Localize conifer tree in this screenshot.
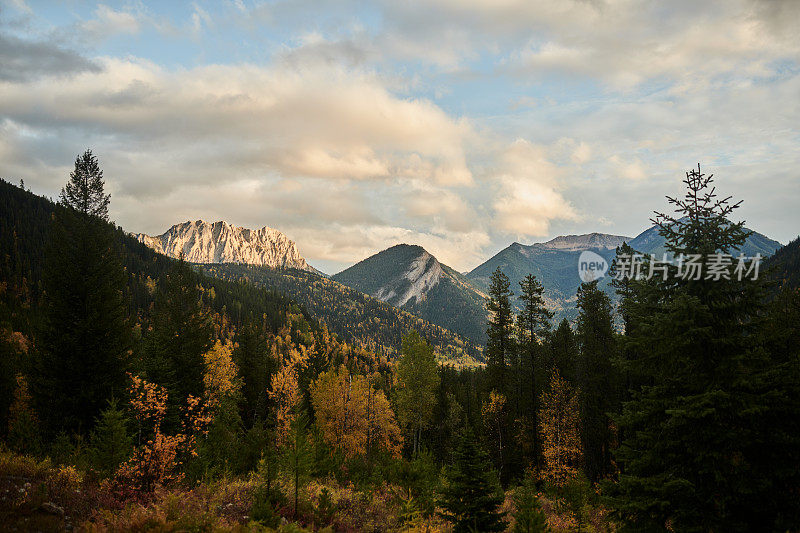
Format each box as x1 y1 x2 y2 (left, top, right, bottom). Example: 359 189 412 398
575 280 617 482
32 150 130 436
548 318 578 382
143 257 212 421
88 398 132 478
486 267 514 393
512 478 550 533
516 274 553 467
283 408 313 517
608 164 796 530
439 428 507 533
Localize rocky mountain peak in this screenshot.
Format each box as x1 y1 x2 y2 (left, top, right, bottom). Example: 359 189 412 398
133 220 318 272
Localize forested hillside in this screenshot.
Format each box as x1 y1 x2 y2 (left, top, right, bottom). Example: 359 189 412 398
199 263 483 366
1 160 798 532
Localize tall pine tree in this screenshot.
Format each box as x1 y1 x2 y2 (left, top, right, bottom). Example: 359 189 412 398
608 164 798 530
486 267 514 393
516 274 553 467
575 280 617 482
439 428 507 533
32 150 130 436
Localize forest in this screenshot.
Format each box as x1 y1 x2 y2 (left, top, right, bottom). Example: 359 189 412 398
0 153 798 532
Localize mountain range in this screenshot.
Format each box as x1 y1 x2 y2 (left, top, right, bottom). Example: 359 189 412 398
135 220 320 274
134 217 784 344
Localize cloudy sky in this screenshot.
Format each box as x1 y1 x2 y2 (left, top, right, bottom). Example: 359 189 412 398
1 0 798 273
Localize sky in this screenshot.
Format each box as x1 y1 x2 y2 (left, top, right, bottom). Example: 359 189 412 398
1 0 798 274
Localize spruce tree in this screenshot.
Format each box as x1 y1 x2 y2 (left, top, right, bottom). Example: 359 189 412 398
512 478 550 533
548 318 578 382
88 398 132 478
575 280 617 482
439 428 507 533
517 274 553 466
143 257 212 421
486 267 514 393
32 150 130 436
608 165 795 530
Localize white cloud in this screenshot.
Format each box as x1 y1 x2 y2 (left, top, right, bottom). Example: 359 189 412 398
82 5 141 41
491 139 578 238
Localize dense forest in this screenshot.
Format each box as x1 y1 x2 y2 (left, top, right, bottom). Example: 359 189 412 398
200 263 483 367
1 155 798 532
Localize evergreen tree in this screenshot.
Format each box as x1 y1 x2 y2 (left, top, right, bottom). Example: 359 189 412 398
88 398 132 478
575 280 616 482
32 150 130 436
608 165 797 530
59 150 110 219
396 330 440 457
234 320 272 426
516 274 553 467
439 428 507 533
512 478 550 533
283 408 313 517
547 318 578 382
486 267 514 393
143 257 212 420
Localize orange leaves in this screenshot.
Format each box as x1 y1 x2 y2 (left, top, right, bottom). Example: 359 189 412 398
128 373 168 429
115 374 213 495
538 369 582 487
268 347 304 445
310 365 402 459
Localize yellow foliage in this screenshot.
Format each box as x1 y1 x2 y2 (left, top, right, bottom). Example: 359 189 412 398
310 365 402 458
538 369 582 486
203 340 241 407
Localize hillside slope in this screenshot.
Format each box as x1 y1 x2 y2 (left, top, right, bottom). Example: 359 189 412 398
332 244 488 344
201 263 483 366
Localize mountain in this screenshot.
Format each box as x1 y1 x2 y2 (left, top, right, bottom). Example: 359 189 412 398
628 221 782 258
467 233 630 319
134 220 321 273
331 244 488 344
467 226 783 324
764 235 800 292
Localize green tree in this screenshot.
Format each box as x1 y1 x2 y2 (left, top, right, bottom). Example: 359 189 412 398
486 267 514 393
513 478 550 533
547 318 578 382
283 408 313 517
396 330 440 457
234 320 272 426
32 150 130 436
88 398 132 478
143 258 212 419
516 274 553 466
439 428 507 533
608 164 797 530
575 280 617 482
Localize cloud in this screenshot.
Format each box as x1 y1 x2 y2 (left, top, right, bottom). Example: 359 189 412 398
491 140 578 238
0 34 100 82
81 5 142 41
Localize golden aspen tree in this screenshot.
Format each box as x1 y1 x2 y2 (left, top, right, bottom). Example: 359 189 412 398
538 369 582 487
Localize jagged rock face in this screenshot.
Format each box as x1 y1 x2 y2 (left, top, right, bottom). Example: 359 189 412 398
373 249 444 307
134 220 317 272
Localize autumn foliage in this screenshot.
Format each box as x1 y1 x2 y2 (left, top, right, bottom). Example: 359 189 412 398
538 369 582 487
114 374 211 496
310 364 402 458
